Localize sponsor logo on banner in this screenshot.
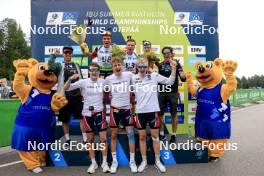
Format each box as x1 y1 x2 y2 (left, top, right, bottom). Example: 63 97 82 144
188 46 206 55
44 46 63 55
188 115 195 124
140 45 160 54
71 46 83 55
189 12 204 25
174 12 190 24
188 57 206 66
174 12 204 25
188 103 197 113
46 12 78 25
170 45 184 55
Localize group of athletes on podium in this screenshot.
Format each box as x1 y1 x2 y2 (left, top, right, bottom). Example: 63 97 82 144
55 30 186 173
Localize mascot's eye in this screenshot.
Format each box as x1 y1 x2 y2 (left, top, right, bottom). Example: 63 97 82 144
206 63 212 69
38 65 45 71
197 64 203 70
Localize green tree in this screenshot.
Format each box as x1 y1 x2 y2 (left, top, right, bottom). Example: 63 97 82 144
0 18 30 80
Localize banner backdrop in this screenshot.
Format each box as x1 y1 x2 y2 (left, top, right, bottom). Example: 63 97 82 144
31 0 219 134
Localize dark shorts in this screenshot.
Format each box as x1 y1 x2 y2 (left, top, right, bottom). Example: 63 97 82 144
135 112 160 130
158 92 179 117
109 107 134 128
58 96 83 123
82 112 107 133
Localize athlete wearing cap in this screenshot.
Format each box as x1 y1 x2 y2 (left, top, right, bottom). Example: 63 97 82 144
55 46 87 144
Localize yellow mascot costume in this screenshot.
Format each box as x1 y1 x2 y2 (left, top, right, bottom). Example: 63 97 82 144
186 58 237 162
11 58 68 173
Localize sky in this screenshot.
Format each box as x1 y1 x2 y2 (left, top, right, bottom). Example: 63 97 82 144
0 0 263 78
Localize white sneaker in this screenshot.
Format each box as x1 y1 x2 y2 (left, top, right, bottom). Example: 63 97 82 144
129 161 137 173
32 167 43 173
155 160 166 173
101 162 110 173
137 160 147 173
86 162 98 174
110 161 118 174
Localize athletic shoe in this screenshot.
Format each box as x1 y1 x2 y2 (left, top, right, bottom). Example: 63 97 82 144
110 161 118 174
169 135 176 143
32 167 43 173
209 157 219 162
155 160 166 173
137 160 147 173
86 162 98 174
129 161 137 173
159 134 166 141
101 162 110 173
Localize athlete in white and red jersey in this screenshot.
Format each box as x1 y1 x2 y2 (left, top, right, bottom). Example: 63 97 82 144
131 57 176 173
64 62 109 173
105 56 137 174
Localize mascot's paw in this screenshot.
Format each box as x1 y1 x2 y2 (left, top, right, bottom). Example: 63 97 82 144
80 42 89 54
185 71 193 82
222 60 237 76
13 58 39 75
51 93 68 112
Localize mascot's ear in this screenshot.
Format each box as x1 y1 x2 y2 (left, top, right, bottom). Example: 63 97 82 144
28 58 39 67
194 61 202 69
214 58 223 67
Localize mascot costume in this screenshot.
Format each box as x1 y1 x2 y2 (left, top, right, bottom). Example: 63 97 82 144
11 58 68 173
186 58 237 162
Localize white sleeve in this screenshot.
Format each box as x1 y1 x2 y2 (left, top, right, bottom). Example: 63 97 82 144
66 80 83 91
156 72 175 85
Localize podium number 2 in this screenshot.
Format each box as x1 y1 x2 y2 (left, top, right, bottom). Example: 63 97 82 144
54 153 61 161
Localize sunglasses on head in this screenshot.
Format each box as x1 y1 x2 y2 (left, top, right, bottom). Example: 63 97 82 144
64 50 72 54
89 67 100 72
163 51 171 55
138 64 148 69
143 41 151 46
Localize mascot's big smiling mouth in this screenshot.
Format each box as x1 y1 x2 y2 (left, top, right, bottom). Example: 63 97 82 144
196 75 210 80
37 78 53 84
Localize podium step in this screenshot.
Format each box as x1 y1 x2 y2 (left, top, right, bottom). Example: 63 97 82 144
46 133 208 167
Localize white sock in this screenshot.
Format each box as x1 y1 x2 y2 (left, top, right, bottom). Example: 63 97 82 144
91 158 96 164
160 131 164 136
103 155 107 163
82 133 87 142
65 133 70 140
155 154 160 162
112 152 117 162
142 155 147 162
172 133 176 137
130 152 135 163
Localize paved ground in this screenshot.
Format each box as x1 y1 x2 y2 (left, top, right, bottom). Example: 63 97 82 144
0 103 263 176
